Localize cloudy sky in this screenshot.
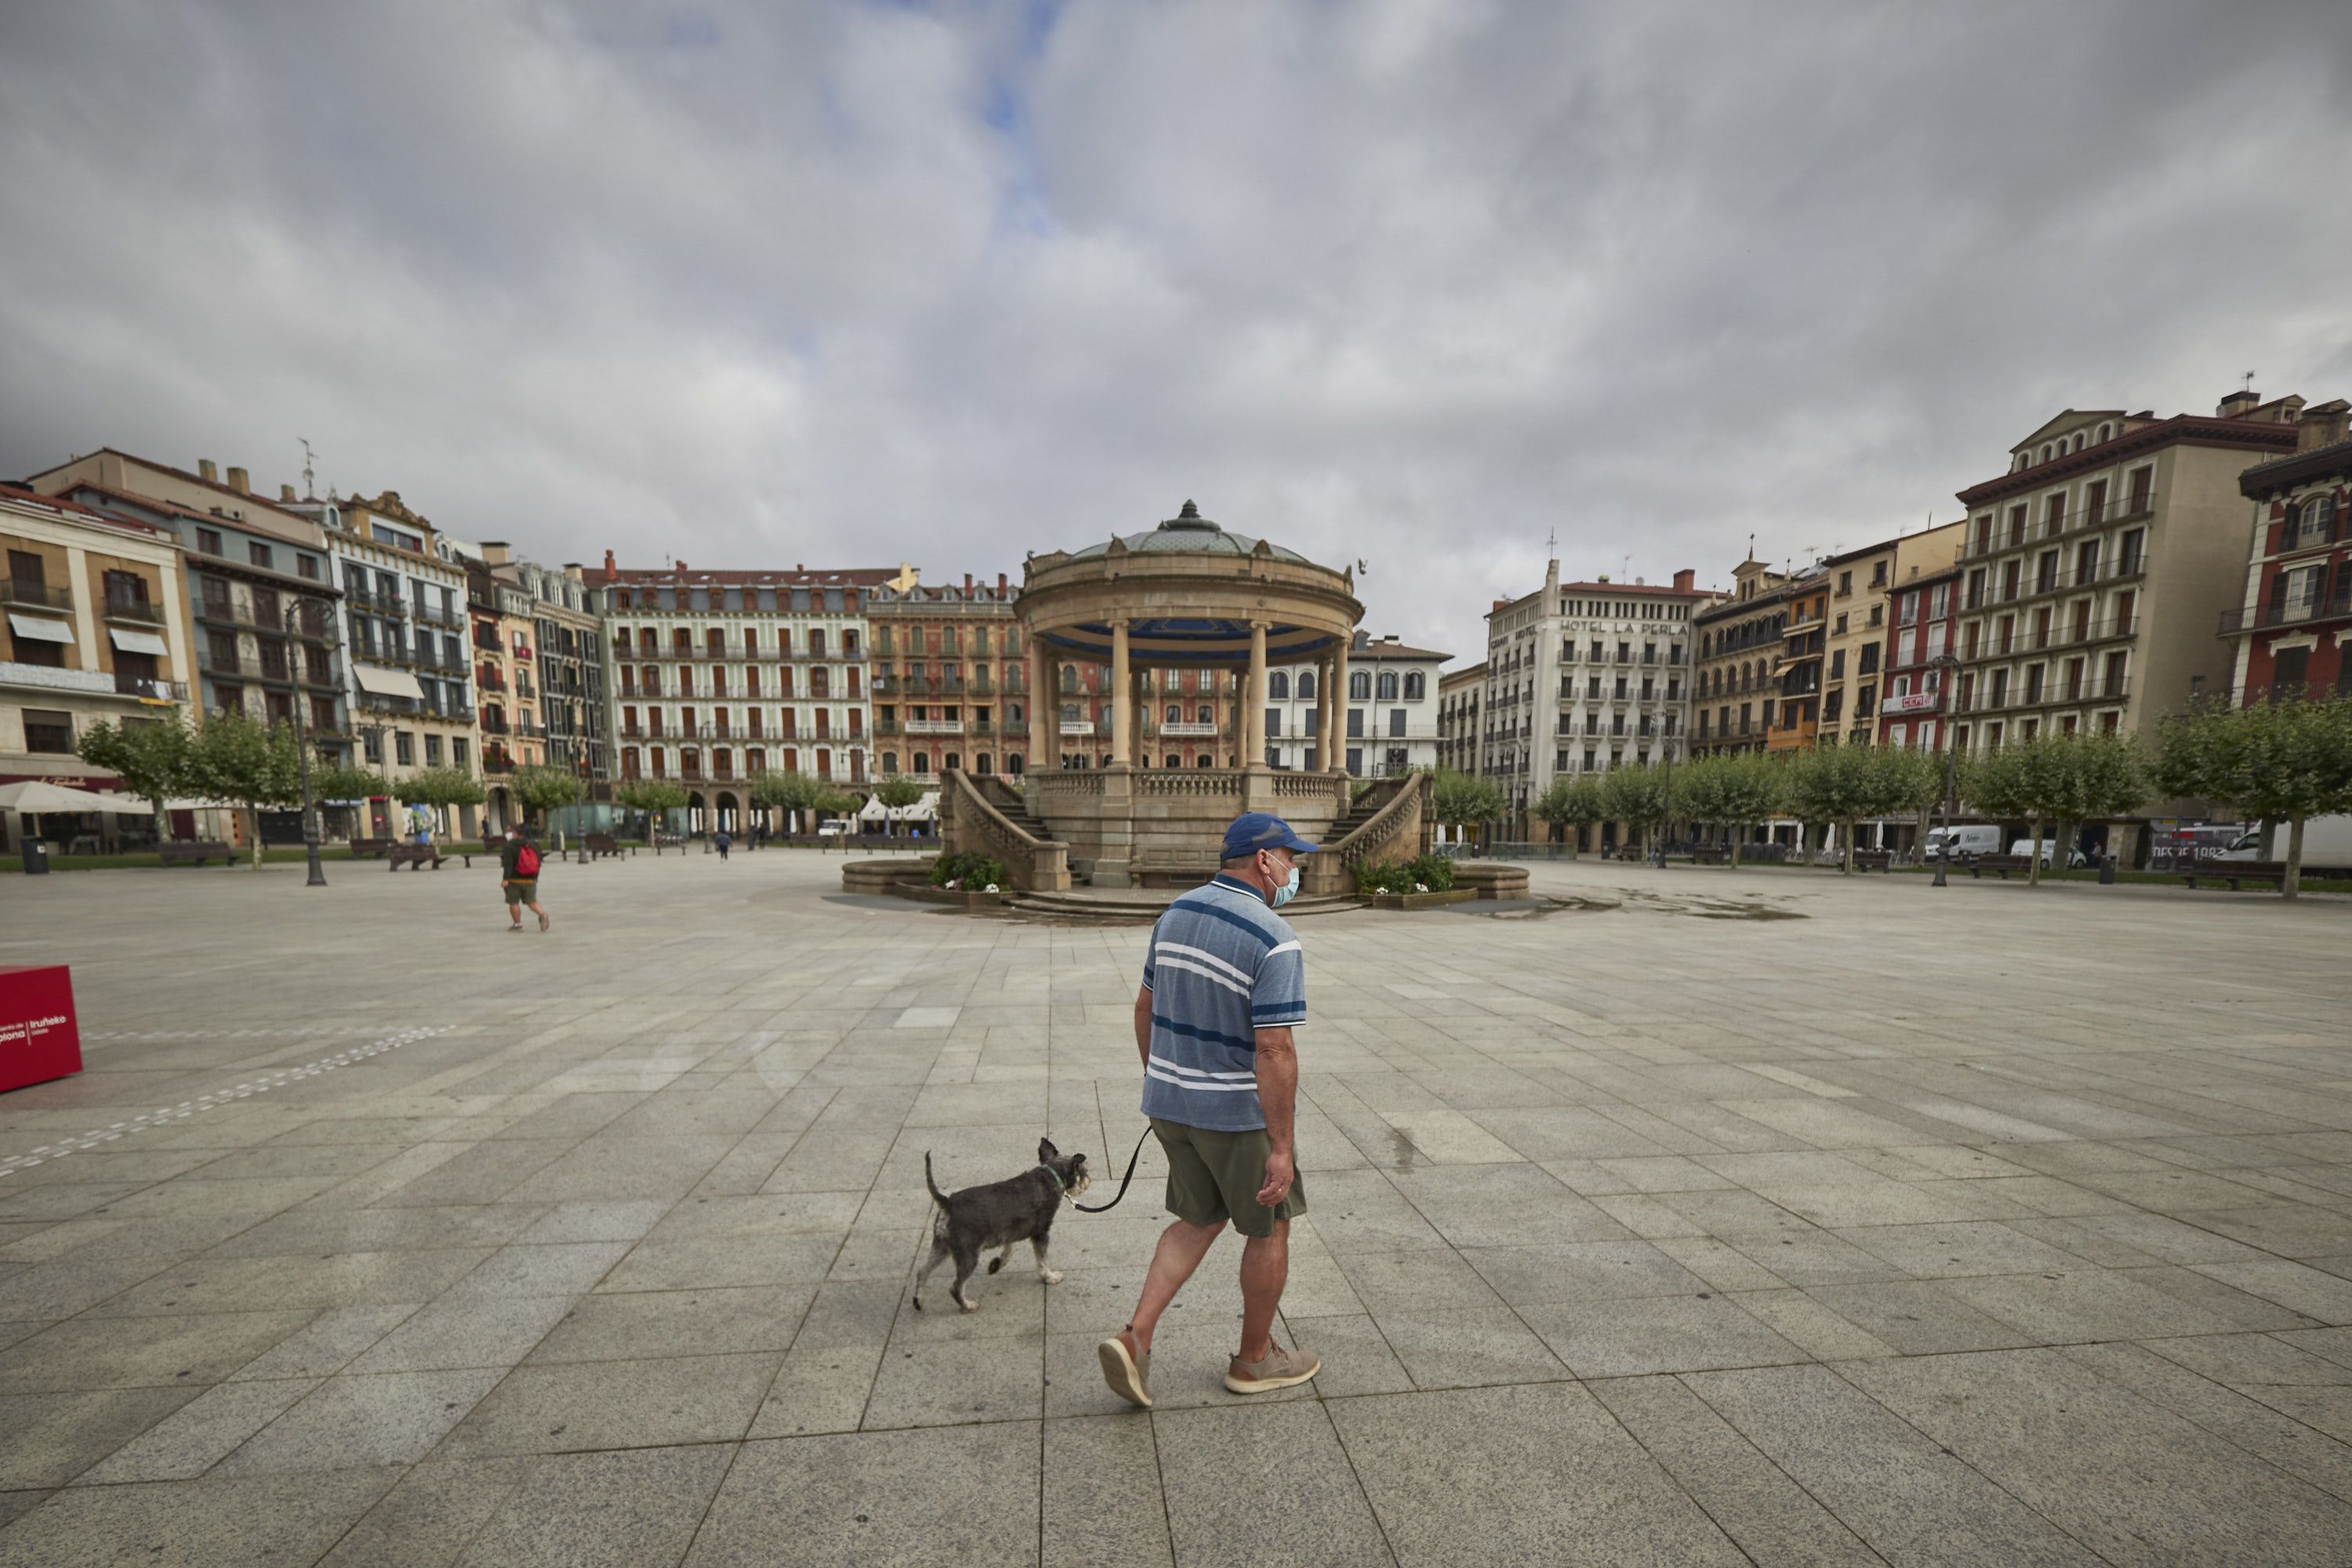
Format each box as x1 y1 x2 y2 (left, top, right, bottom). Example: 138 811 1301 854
4 2 2349 659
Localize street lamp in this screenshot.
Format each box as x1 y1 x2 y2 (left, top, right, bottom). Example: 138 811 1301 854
1653 732 1678 868
1928 652 1961 889
283 600 327 887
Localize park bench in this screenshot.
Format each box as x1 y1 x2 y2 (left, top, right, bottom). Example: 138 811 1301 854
389 843 473 870
651 833 686 855
584 832 626 859
1134 848 1219 888
1967 854 2034 880
1849 851 1894 873
1687 844 1729 866
157 840 234 867
347 837 395 858
2183 860 2289 892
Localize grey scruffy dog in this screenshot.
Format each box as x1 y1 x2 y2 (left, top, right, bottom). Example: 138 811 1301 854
914 1138 1091 1312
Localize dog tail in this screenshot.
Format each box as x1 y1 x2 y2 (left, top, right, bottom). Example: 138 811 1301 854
924 1152 951 1210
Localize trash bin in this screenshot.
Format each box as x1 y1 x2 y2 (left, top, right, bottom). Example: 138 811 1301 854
2098 852 2117 886
21 840 49 875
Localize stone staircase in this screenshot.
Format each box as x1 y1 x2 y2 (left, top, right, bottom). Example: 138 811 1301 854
1006 887 1364 925
975 777 1054 844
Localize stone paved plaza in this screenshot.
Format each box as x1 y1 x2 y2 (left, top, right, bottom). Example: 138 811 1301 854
1 853 2350 1565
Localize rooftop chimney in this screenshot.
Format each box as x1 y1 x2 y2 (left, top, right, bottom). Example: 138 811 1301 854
226 466 249 494
1672 568 1695 592
563 562 585 583
997 572 1007 596
2297 398 2351 452
198 459 218 483
676 559 688 572
480 541 511 567
2218 389 2260 418
279 483 296 503
964 572 973 593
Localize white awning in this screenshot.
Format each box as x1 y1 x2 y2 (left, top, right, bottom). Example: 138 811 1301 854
6 613 72 644
352 663 426 700
107 627 170 657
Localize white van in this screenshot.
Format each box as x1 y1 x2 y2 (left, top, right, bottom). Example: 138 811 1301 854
1924 824 2002 862
2010 838 2089 869
2215 815 2352 867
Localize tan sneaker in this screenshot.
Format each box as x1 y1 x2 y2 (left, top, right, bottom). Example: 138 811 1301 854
1098 1328 1152 1408
1225 1341 1320 1394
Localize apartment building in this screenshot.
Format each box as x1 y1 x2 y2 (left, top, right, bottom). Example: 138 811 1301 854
1691 560 1795 756
1878 563 1964 752
1436 662 1484 775
1480 560 1714 827
313 491 477 809
1 485 194 818
1950 391 2301 755
1766 575 1831 752
464 551 539 830
492 547 610 793
866 574 1029 780
2227 399 2351 702
1807 525 1966 747
601 557 916 823
27 451 346 757
1265 631 1447 775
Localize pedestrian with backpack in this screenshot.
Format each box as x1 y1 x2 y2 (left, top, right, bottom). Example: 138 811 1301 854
501 825 549 932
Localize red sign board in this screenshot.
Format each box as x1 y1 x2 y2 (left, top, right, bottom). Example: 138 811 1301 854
0 967 84 1092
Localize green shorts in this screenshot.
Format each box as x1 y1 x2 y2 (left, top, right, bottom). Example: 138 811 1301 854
503 878 538 906
1152 1117 1307 1239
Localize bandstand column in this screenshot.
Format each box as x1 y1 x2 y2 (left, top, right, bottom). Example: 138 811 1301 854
1110 620 1132 767
1245 621 1268 765
1330 634 1352 773
1314 652 1334 772
1029 636 1054 768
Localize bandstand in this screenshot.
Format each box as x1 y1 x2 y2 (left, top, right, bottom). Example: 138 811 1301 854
938 502 1432 893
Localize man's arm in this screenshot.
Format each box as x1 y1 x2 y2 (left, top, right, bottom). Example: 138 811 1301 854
1254 1025 1297 1205
1133 984 1152 1069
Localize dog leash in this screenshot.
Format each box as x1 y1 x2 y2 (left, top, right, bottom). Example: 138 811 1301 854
1073 1124 1153 1213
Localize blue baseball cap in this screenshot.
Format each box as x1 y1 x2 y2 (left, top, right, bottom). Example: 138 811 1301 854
1221 812 1319 860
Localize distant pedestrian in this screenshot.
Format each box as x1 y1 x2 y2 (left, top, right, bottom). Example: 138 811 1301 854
501 825 548 931
715 827 732 862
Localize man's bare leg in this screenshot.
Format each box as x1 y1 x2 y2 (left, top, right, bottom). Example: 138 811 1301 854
1124 1217 1224 1354
1236 1218 1288 1363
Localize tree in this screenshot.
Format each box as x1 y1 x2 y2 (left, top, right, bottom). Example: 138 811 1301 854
1782 743 1886 873
309 760 390 833
2153 695 2352 899
872 775 924 837
1599 764 1668 855
1963 730 2149 886
1871 744 1949 850
1675 753 1785 867
75 712 193 825
1534 771 1608 851
750 770 825 836
183 710 302 868
1428 768 1504 831
615 779 689 837
512 764 583 845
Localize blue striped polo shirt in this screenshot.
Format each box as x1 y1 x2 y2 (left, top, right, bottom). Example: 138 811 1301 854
1138 873 1306 1132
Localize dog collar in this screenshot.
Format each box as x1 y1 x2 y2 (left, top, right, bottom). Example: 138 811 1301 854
1036 1163 1065 1194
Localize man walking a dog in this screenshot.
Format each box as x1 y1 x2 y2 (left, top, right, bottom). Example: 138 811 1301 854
1098 811 1321 1406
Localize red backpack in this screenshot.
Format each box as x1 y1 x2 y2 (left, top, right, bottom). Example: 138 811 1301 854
514 843 540 878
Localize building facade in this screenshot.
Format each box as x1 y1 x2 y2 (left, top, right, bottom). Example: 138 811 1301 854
1691 561 1794 756
314 491 477 822
1765 575 1830 752
1265 631 1447 775
2227 399 2351 703
866 574 1029 780
1 485 195 820
28 451 346 758
504 552 610 794
1877 563 1963 753
1478 561 1713 826
601 557 916 826
465 552 539 831
1951 392 2302 755
1436 661 1484 775
1808 524 1967 748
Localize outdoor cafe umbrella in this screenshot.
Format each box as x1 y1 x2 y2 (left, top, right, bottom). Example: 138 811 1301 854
0 781 154 815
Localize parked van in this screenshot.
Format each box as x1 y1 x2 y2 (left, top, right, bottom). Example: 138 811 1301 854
2215 815 2352 871
2010 838 2089 869
1924 824 2002 861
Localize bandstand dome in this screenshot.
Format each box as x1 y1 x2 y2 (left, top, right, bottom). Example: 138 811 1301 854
1063 499 1314 564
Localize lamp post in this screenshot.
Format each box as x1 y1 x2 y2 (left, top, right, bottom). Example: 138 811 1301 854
1653 732 1678 868
284 600 327 887
1928 653 1960 888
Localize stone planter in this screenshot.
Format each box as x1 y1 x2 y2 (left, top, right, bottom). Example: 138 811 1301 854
895 883 1013 910
1364 888 1481 911
1450 862 1532 901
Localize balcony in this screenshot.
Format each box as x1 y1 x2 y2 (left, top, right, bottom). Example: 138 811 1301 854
1058 719 1098 736
1962 554 2146 613
347 589 406 617
1965 495 2158 558
1956 678 2130 716
482 753 516 776
476 670 509 691
1160 720 1220 737
412 604 463 630
904 717 963 735
101 593 167 626
2219 593 2352 637
871 675 900 696
2 581 76 616
999 719 1029 736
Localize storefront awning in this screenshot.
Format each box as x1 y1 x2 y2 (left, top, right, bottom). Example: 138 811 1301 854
107 627 170 657
352 663 426 701
5 613 72 644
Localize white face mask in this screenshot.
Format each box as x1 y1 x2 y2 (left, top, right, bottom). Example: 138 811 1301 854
1264 853 1301 907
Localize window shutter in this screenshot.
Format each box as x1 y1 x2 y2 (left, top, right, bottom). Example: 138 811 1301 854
2267 571 2291 622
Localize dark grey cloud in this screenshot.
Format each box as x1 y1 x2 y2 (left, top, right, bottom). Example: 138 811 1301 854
5 1 2349 658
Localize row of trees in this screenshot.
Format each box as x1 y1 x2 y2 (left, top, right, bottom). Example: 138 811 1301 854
612 772 932 838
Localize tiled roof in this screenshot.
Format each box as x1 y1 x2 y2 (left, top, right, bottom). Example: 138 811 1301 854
607 566 905 586
0 481 172 539
1062 502 1315 566
1557 581 1719 597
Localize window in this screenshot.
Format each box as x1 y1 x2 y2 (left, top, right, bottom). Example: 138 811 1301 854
394 731 414 765
1376 671 1398 700
1349 671 1370 700
1265 708 1281 738
1298 670 1316 700
1388 708 1406 737
1347 708 1363 739
22 710 73 753
249 541 273 569
298 554 318 580
424 735 444 764
1268 671 1289 700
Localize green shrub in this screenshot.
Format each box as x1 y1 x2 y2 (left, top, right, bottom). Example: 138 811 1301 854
930 851 1007 889
1352 855 1455 895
